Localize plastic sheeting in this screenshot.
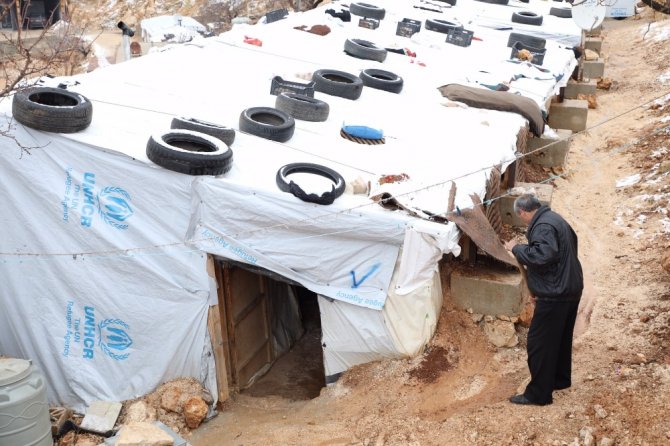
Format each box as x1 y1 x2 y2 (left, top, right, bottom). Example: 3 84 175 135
187 178 409 310
0 0 584 405
319 253 443 379
0 127 215 411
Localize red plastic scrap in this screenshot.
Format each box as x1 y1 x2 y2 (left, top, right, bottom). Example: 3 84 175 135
404 48 416 57
244 35 262 46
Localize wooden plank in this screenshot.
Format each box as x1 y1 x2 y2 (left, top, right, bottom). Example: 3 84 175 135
223 264 239 388
207 306 229 404
460 234 477 266
214 260 233 390
233 291 264 325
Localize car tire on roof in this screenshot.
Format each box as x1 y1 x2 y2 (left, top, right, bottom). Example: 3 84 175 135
424 18 463 34
549 7 572 18
170 116 236 146
275 92 330 122
12 87 93 133
349 2 386 20
474 0 509 4
276 162 346 205
239 107 295 142
312 69 364 100
359 69 404 94
146 129 233 176
344 38 387 63
512 11 543 26
506 32 546 49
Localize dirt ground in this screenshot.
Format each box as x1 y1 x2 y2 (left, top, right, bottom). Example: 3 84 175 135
183 10 670 446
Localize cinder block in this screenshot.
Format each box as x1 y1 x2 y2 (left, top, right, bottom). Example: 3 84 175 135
500 182 554 227
564 79 597 99
584 36 602 52
451 265 523 316
527 129 573 168
548 99 589 133
582 58 605 79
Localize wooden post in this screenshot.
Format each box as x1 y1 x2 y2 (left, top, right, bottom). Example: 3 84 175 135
206 255 230 405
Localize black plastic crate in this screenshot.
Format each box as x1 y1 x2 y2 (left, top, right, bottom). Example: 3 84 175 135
359 17 380 29
510 41 546 65
265 8 288 24
445 28 474 47
270 76 316 97
396 18 421 37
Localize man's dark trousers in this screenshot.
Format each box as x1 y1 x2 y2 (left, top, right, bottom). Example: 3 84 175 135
524 298 581 404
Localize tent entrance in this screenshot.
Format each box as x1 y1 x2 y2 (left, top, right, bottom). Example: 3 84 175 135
212 259 325 402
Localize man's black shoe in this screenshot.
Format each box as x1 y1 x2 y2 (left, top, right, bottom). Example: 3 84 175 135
509 394 551 406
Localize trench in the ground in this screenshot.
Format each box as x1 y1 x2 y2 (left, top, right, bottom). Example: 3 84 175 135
242 287 325 400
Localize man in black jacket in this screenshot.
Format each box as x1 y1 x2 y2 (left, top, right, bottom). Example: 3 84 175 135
504 193 583 406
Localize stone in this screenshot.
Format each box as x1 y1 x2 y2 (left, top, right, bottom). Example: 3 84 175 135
584 37 603 52
597 78 612 90
582 59 605 79
584 49 599 61
80 400 123 433
661 251 670 274
594 404 607 419
75 438 98 446
548 99 589 133
116 422 174 446
500 182 554 227
564 79 597 100
471 313 484 323
125 400 157 424
483 320 518 347
160 387 183 413
598 438 614 446
183 396 208 429
527 128 573 168
577 94 597 109
451 266 524 316
580 427 595 446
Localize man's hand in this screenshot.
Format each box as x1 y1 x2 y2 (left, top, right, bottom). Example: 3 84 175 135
504 239 518 251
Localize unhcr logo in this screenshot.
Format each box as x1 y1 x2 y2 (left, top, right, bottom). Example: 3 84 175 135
79 172 134 230
81 306 133 361
99 318 133 361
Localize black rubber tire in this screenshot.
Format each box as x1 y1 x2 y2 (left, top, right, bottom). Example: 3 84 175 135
276 162 346 205
474 0 509 4
349 2 386 20
424 18 463 34
506 32 546 49
359 69 403 94
275 92 330 122
12 87 92 133
640 0 670 14
170 117 235 146
146 130 233 176
344 38 387 63
312 69 364 100
512 11 543 26
239 107 295 142
549 7 572 18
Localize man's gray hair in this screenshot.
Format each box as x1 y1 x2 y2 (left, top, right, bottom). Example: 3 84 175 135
513 193 542 214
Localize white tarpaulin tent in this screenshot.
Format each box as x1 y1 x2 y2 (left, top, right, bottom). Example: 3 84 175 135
141 15 208 43
0 0 580 408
